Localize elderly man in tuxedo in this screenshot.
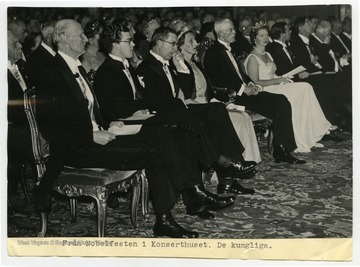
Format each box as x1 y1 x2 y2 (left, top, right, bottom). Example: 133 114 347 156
203 18 305 165
136 26 258 196
7 30 33 196
94 23 237 218
35 19 235 238
8 17 28 72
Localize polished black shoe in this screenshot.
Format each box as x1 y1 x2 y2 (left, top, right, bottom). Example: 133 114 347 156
217 179 255 195
182 184 234 216
274 154 306 164
153 211 199 238
216 160 256 178
273 145 306 164
242 161 258 168
321 133 346 142
200 185 236 202
237 169 258 179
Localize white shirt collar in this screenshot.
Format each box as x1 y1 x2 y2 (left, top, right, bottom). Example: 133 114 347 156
343 32 351 39
298 33 310 45
274 39 287 48
41 42 56 56
312 34 324 44
109 53 129 68
8 60 17 70
58 50 82 75
150 50 169 66
218 39 231 50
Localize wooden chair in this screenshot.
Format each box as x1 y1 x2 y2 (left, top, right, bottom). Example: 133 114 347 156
38 168 148 237
22 89 149 237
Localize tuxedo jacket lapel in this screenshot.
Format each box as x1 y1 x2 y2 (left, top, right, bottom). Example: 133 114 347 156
216 41 240 80
109 57 142 100
59 67 88 107
276 42 293 65
147 53 179 96
55 54 104 125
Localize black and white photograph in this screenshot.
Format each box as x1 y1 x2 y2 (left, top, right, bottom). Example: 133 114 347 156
1 0 358 265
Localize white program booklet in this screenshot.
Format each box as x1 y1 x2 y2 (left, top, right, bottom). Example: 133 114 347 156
282 65 306 78
108 125 142 136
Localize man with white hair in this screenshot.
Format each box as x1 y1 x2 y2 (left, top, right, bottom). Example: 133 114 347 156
7 29 33 198
35 19 234 238
204 18 305 164
8 17 28 43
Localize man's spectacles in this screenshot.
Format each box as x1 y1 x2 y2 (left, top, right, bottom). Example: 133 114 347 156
160 39 178 47
119 38 134 44
241 25 252 30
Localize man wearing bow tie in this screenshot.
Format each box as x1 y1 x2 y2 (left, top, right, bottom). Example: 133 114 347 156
290 17 350 130
204 18 305 165
136 26 260 196
7 30 34 197
36 19 238 238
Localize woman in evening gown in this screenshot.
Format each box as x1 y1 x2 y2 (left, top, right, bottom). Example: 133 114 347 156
244 25 331 153
178 29 261 163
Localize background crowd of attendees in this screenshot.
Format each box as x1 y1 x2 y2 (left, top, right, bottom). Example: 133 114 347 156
7 6 352 238
8 6 352 131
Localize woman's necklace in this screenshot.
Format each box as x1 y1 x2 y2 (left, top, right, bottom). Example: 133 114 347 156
254 46 266 55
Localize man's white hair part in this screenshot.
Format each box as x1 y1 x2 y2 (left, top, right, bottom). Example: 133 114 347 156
214 18 232 35
53 19 77 44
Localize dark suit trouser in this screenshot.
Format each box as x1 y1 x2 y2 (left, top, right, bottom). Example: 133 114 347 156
41 125 201 214
303 74 338 124
144 110 219 169
188 102 245 162
235 92 297 152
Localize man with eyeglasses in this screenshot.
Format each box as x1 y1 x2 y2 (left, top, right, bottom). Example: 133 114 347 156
136 26 258 197
8 17 28 43
137 19 161 60
230 16 254 59
94 22 237 216
8 17 28 74
36 20 234 238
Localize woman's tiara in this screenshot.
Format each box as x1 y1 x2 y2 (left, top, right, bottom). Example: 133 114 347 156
252 21 267 31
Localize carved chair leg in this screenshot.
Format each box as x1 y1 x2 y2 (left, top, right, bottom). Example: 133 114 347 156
131 181 141 229
95 189 108 237
140 171 149 219
38 212 47 237
20 164 31 203
70 198 77 223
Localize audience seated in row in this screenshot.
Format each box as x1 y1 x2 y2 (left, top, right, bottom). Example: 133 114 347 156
7 7 352 238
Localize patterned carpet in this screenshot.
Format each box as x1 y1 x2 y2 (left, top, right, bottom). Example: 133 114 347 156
7 131 352 238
